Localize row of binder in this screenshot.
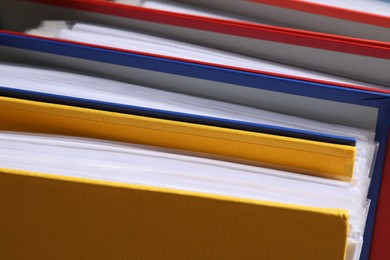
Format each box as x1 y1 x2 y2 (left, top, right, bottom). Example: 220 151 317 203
0 0 389 259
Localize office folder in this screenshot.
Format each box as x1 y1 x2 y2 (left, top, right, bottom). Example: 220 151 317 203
163 0 390 42
2 93 365 181
0 2 390 259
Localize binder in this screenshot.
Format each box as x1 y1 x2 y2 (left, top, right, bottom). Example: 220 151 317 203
164 0 390 42
1 1 390 259
0 167 350 260
2 0 390 86
1 93 363 180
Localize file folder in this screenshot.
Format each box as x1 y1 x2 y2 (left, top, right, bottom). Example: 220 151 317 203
1 2 390 259
1 94 361 180
2 0 390 86
0 166 350 260
166 0 390 42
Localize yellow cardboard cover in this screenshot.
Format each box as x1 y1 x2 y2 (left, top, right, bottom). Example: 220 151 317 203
0 168 349 260
0 96 355 180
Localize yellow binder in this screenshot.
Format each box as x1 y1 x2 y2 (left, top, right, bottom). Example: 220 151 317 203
0 167 348 260
0 96 356 181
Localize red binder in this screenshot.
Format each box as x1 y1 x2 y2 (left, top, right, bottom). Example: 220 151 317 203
160 0 390 42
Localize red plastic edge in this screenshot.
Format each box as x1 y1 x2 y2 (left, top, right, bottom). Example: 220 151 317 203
248 0 390 28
